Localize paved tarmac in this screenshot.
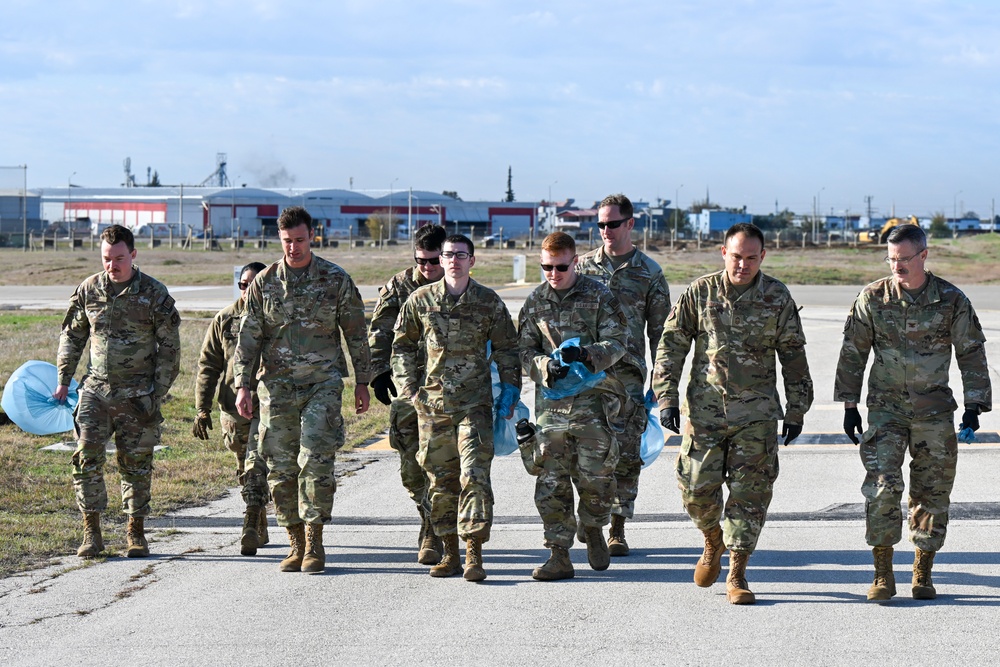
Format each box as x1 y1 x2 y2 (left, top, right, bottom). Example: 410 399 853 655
1 281 998 664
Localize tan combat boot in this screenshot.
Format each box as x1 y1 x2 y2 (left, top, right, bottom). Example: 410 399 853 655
531 546 575 581
241 505 262 556
463 536 487 582
257 508 269 546
912 548 937 600
429 534 462 578
301 523 325 573
608 515 629 557
726 550 756 605
417 515 441 566
280 523 306 572
694 524 725 587
76 512 104 558
125 516 149 558
584 526 610 571
867 546 896 601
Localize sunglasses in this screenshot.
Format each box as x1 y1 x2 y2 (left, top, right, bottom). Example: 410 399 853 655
238 281 250 290
597 217 629 230
540 263 572 272
414 256 441 266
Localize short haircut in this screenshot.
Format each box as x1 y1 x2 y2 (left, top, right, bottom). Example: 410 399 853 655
241 261 267 276
724 222 765 250
599 193 633 220
541 231 576 255
278 205 313 231
444 234 474 256
101 224 135 252
887 223 927 249
415 224 447 252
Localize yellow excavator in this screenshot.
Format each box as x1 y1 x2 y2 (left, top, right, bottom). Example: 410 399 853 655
857 215 919 244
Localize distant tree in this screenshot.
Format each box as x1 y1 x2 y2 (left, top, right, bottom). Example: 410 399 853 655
366 210 398 240
963 211 979 220
929 212 951 238
442 190 461 200
149 170 162 187
504 166 515 202
689 197 720 214
753 209 794 231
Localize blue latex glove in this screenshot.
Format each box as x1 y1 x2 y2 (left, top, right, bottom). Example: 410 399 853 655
494 382 519 418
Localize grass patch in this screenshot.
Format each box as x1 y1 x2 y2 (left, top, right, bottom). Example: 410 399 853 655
0 311 387 577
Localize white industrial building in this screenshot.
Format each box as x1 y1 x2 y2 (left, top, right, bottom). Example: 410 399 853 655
35 186 538 239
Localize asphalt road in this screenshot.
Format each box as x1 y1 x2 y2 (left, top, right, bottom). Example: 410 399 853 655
1 281 999 664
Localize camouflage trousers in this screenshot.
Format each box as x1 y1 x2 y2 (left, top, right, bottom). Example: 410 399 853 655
536 407 620 549
861 410 958 553
71 389 162 517
416 404 494 541
611 393 647 519
219 411 270 509
389 398 431 519
257 377 344 527
676 419 778 553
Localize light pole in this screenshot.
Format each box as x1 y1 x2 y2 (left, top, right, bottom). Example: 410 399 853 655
813 186 825 243
388 177 398 245
673 184 684 243
953 189 962 220
548 180 558 203
67 172 76 226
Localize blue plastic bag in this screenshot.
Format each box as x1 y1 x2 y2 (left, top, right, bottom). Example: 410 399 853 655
958 426 977 444
540 337 607 400
487 344 529 456
640 393 665 469
1 360 80 435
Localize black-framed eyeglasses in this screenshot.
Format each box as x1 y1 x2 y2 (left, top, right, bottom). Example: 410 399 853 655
441 251 471 260
597 217 630 230
414 256 441 266
540 263 572 272
883 250 924 265
238 281 250 290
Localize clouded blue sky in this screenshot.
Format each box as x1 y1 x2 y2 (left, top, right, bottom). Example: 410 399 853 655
3 0 999 217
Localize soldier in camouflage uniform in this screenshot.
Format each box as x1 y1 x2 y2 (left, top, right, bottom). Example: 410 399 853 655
835 223 991 601
193 261 271 556
55 224 181 559
653 223 813 604
577 193 670 556
368 224 448 565
392 234 520 582
234 206 371 574
519 231 631 581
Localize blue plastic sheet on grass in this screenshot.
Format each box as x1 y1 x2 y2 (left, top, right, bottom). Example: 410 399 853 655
1 360 79 435
540 337 607 400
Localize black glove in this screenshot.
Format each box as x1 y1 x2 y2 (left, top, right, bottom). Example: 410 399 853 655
781 422 802 446
371 371 397 406
561 345 588 364
545 359 570 387
660 406 680 434
844 407 863 445
192 411 212 440
960 406 981 432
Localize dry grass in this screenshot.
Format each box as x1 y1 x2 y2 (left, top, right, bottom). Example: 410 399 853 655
3 233 998 288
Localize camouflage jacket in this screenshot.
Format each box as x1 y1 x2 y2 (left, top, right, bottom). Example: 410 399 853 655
391 279 520 413
578 245 671 392
834 272 992 418
57 267 181 399
234 256 371 388
195 298 260 417
653 270 813 430
518 275 630 417
368 266 441 380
